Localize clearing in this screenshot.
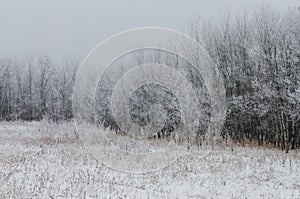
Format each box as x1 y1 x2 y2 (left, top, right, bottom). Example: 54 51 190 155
0 121 299 198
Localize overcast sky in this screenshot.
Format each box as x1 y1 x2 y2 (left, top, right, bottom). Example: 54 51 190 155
0 0 299 61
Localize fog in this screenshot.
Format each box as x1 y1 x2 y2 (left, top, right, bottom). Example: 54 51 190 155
0 0 299 61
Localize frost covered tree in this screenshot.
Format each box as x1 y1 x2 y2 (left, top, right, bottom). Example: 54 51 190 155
0 6 299 151
191 6 300 151
0 56 79 121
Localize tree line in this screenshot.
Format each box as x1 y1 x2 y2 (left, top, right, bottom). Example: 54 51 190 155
0 56 79 121
0 6 299 151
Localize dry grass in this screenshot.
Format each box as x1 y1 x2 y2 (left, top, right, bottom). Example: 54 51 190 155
0 121 300 198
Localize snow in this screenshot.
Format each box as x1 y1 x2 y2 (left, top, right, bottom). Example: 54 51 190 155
0 121 300 198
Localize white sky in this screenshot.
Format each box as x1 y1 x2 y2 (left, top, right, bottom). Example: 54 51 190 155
0 0 299 61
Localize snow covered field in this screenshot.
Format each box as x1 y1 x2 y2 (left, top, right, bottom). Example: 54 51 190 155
0 121 300 198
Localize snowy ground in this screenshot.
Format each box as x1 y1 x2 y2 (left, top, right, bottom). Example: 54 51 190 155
0 121 300 198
